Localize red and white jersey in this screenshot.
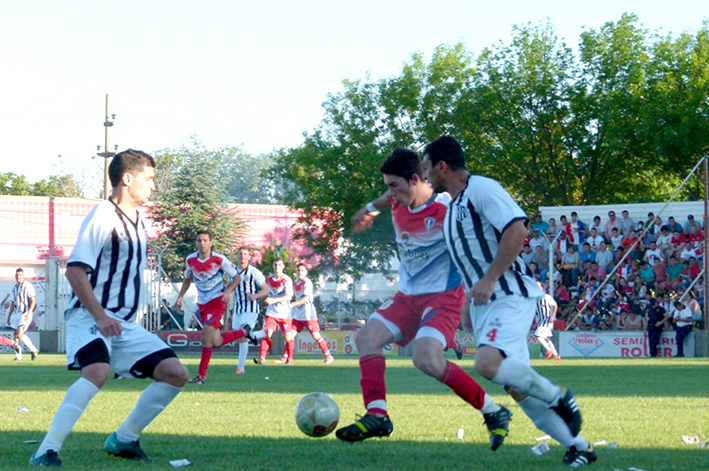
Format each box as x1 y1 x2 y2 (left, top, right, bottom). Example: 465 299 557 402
265 274 293 319
392 193 462 296
293 277 317 321
184 251 237 305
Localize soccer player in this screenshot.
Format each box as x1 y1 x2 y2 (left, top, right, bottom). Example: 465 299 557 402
336 148 510 451
534 282 560 360
254 258 294 364
231 246 269 374
288 263 334 364
5 268 39 360
30 149 189 467
422 136 596 468
175 231 253 384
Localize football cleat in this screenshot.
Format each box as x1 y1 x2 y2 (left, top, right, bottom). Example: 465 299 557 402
31 350 38 361
235 368 245 375
552 387 582 437
563 444 597 468
272 357 292 364
553 355 562 360
324 355 335 364
453 341 464 360
105 432 152 461
29 450 63 467
188 375 205 384
483 405 512 451
336 414 394 443
253 357 265 365
544 350 555 360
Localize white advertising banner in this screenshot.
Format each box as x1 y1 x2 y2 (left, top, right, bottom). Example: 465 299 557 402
0 331 41 353
559 331 695 358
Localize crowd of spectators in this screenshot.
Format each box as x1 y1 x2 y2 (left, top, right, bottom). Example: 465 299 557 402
526 210 706 338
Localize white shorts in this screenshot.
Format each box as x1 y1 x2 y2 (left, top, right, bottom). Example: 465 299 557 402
469 294 540 363
232 312 259 330
534 325 553 339
65 308 173 378
10 313 31 331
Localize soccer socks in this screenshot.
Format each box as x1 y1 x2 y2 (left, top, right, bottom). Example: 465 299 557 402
437 361 488 410
360 354 387 417
518 396 588 450
259 338 270 359
538 337 552 352
116 382 183 443
491 357 562 405
197 347 213 379
316 337 331 356
36 378 100 455
20 335 38 353
220 329 246 345
237 342 249 371
286 338 295 362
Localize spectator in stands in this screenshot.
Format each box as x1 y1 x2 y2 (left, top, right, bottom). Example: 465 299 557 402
667 256 684 293
640 212 657 241
639 261 655 291
555 231 570 257
680 241 701 263
684 291 702 326
672 300 693 357
687 257 702 282
623 309 646 331
609 228 624 250
656 225 673 259
576 278 598 311
579 242 595 264
545 217 560 240
531 213 549 234
652 258 669 295
560 245 581 287
580 309 599 331
520 243 535 266
554 280 571 307
621 229 644 261
684 214 703 233
528 261 545 283
619 210 635 236
590 215 603 234
667 216 684 235
688 224 705 248
586 227 604 252
632 275 648 300
595 241 613 272
585 260 605 284
568 211 587 248
669 230 688 259
529 227 550 253
616 257 633 281
644 241 665 266
533 245 549 278
603 210 620 240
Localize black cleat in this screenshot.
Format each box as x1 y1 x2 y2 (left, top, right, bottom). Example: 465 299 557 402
243 325 259 346
29 450 63 467
552 387 582 437
563 444 597 468
336 414 394 443
188 375 205 384
253 357 265 364
31 350 38 361
105 432 152 461
483 405 511 451
453 341 463 360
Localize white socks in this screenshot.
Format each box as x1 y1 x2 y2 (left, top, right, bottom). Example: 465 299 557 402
238 342 249 371
491 357 562 405
21 335 38 353
479 394 501 415
517 396 588 450
36 378 100 455
116 382 182 443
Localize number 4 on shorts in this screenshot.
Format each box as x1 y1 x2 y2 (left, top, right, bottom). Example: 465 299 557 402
486 329 498 343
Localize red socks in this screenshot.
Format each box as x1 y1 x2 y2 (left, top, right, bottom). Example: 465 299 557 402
286 338 295 361
221 329 246 345
197 347 213 378
360 354 387 416
438 361 485 409
259 338 270 359
317 337 330 356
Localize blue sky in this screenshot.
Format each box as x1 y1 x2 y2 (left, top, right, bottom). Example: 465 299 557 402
1 1 706 188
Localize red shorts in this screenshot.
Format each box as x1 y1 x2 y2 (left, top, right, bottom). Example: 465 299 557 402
374 285 463 348
264 316 292 333
198 297 227 330
292 319 320 334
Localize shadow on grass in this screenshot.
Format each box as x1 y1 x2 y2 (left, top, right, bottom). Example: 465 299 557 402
1 431 706 471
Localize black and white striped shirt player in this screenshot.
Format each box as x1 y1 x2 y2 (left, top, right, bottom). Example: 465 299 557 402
231 264 266 330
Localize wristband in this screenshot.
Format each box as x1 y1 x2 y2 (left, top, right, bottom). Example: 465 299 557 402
365 202 380 216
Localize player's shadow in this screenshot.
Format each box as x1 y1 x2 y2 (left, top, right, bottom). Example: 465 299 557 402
1 431 704 471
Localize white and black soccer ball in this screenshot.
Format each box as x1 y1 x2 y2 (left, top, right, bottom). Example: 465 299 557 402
295 392 340 437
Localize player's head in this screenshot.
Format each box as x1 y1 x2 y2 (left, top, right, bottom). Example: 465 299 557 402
237 246 252 265
422 136 466 193
273 258 285 276
15 268 24 284
380 148 425 207
296 263 308 279
108 149 156 204
195 231 212 255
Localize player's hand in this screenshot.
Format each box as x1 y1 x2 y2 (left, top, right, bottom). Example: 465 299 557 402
468 277 496 306
264 298 274 306
221 292 231 304
351 207 376 234
460 299 473 333
246 294 256 302
97 315 123 337
175 297 183 308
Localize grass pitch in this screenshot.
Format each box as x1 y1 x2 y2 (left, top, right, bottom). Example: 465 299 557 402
1 354 707 470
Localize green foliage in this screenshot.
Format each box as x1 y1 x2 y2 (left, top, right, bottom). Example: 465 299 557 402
0 172 82 197
150 139 246 279
258 239 298 278
221 147 278 204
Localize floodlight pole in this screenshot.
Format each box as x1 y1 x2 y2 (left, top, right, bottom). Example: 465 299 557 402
96 94 116 200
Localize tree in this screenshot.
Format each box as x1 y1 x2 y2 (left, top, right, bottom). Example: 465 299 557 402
0 171 84 197
0 172 32 195
221 147 278 204
150 139 246 280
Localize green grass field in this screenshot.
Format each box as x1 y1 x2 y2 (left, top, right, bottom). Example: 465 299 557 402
1 354 707 470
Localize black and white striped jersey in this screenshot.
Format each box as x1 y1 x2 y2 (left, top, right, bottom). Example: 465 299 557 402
11 281 35 314
535 294 557 327
65 200 148 321
443 175 542 299
232 265 266 314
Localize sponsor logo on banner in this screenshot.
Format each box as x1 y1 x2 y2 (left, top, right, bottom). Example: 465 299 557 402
568 333 604 357
559 331 695 358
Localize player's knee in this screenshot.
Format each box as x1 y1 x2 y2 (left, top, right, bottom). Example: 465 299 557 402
412 350 440 376
475 360 498 380
82 363 111 388
153 357 189 387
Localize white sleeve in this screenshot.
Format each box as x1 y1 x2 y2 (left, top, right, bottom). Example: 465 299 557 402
183 258 193 279
305 279 314 299
254 268 266 287
285 276 294 296
27 283 36 299
67 204 113 272
468 176 527 233
221 256 237 278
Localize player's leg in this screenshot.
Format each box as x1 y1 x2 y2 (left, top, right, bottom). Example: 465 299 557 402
233 312 259 374
546 336 560 359
256 317 276 363
31 311 112 466
310 323 334 363
192 324 218 383
282 320 295 363
0 334 14 347
17 324 38 360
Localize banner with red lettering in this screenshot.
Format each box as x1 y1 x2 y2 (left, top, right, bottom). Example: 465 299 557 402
559 331 695 358
294 330 398 356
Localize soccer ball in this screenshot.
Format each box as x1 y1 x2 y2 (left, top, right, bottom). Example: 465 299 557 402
295 392 340 437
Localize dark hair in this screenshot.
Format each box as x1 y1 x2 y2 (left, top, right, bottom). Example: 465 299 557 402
423 136 466 170
108 149 155 187
571 211 578 217
196 230 212 240
296 262 308 270
594 215 601 221
274 258 284 264
379 148 422 180
15 268 23 274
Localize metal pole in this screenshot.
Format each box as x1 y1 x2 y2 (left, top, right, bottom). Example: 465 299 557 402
103 94 110 199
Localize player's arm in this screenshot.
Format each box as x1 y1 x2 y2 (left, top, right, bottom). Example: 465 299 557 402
290 295 310 308
6 301 14 322
266 278 294 305
351 191 391 234
247 283 269 302
222 273 242 303
24 296 36 321
470 219 528 306
175 276 193 308
66 265 122 337
550 301 558 323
